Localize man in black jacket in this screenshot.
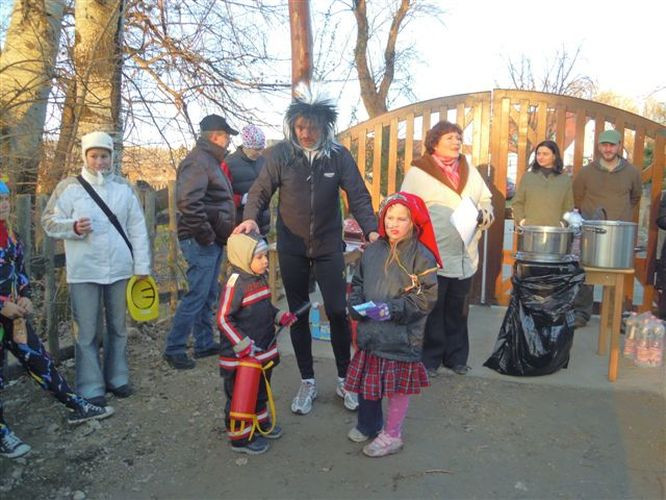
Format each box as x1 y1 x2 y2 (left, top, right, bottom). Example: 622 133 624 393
235 91 378 415
164 114 238 370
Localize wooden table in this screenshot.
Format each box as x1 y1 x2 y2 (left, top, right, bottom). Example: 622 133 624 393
583 266 635 382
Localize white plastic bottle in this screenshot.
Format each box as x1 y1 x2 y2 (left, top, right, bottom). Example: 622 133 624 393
623 312 639 358
633 319 652 368
648 320 665 368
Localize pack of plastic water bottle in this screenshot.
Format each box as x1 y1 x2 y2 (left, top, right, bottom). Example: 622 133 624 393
623 312 665 368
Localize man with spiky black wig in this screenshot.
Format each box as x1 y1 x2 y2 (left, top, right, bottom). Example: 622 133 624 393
235 87 378 416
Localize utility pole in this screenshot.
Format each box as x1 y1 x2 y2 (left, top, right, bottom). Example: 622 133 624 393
288 0 313 94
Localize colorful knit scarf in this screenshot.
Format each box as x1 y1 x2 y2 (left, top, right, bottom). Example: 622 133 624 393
432 154 460 190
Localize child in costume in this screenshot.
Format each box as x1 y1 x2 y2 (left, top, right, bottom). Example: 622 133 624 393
0 181 114 459
217 233 296 455
346 192 441 457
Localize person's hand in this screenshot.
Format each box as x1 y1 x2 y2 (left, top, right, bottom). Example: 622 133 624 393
477 208 494 230
365 303 390 321
12 319 28 344
233 219 259 234
235 338 255 358
278 311 297 327
0 301 26 319
367 231 380 243
16 297 33 315
74 217 93 235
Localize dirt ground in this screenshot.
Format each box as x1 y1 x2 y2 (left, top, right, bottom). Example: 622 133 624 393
1 321 665 500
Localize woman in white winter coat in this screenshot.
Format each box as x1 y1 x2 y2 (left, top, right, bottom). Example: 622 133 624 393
42 131 151 407
401 121 494 377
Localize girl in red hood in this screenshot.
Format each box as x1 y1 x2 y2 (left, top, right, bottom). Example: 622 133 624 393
345 192 440 457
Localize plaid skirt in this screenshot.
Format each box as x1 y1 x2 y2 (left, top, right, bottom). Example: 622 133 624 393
344 350 429 400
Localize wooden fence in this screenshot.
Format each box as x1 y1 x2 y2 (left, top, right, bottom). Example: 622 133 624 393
9 89 666 362
11 183 181 362
337 88 666 309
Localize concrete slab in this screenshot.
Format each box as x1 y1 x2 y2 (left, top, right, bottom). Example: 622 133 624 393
278 300 665 397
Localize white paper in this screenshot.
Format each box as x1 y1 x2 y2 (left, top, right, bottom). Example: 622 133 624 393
450 196 479 247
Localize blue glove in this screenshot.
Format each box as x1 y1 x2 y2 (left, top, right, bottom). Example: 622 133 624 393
365 303 390 321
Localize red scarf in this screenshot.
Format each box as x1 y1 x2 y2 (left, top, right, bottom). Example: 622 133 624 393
432 154 460 190
220 161 241 207
0 220 8 248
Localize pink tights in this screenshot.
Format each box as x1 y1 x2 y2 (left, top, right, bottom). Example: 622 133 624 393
385 394 410 438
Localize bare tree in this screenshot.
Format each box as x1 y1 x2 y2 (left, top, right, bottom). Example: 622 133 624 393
504 45 597 98
349 0 439 118
0 0 66 194
43 0 287 188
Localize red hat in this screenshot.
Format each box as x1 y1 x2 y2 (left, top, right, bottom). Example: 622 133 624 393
378 192 442 268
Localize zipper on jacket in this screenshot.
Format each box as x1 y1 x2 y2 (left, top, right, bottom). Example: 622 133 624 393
308 159 315 257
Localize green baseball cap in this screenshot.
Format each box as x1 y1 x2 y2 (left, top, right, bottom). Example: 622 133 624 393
598 129 621 145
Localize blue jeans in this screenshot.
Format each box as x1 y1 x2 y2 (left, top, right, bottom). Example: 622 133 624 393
70 279 129 399
165 238 223 356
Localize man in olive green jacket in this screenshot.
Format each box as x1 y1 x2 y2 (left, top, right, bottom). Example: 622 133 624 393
572 129 642 327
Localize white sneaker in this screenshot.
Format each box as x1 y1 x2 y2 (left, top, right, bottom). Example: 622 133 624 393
336 379 359 411
347 427 370 443
291 380 317 415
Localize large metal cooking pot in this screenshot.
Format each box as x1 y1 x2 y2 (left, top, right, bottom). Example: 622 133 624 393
580 220 637 269
515 225 575 263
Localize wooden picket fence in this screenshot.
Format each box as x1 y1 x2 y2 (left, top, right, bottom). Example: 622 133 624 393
337 88 666 309
11 183 181 362
9 89 666 362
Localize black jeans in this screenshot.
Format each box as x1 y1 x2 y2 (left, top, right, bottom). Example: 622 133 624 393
278 252 351 379
357 395 382 437
422 275 472 369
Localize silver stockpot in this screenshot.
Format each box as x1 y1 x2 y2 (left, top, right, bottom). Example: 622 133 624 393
515 225 575 263
580 220 637 269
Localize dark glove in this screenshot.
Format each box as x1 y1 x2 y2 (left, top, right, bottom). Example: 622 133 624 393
277 311 297 327
365 303 391 321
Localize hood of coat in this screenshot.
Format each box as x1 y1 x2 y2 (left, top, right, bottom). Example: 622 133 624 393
588 156 632 174
226 233 264 275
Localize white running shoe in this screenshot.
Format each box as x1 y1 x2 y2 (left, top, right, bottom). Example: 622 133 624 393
336 379 359 411
291 380 317 415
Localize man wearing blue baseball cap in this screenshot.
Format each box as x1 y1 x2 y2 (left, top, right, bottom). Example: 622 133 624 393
572 129 642 327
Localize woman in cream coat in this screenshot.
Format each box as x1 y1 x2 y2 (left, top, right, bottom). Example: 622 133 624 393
401 121 494 376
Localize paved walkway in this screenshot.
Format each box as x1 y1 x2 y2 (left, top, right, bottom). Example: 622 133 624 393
279 303 665 397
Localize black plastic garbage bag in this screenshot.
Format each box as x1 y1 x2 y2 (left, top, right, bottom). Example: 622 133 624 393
484 261 586 376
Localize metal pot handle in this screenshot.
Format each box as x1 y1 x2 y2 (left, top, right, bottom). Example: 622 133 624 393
583 226 607 234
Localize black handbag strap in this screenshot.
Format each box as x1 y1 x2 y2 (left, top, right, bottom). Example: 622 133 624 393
77 175 133 258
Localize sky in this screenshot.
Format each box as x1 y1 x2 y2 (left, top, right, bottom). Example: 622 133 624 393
1 0 664 147
249 0 665 142
410 0 664 103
